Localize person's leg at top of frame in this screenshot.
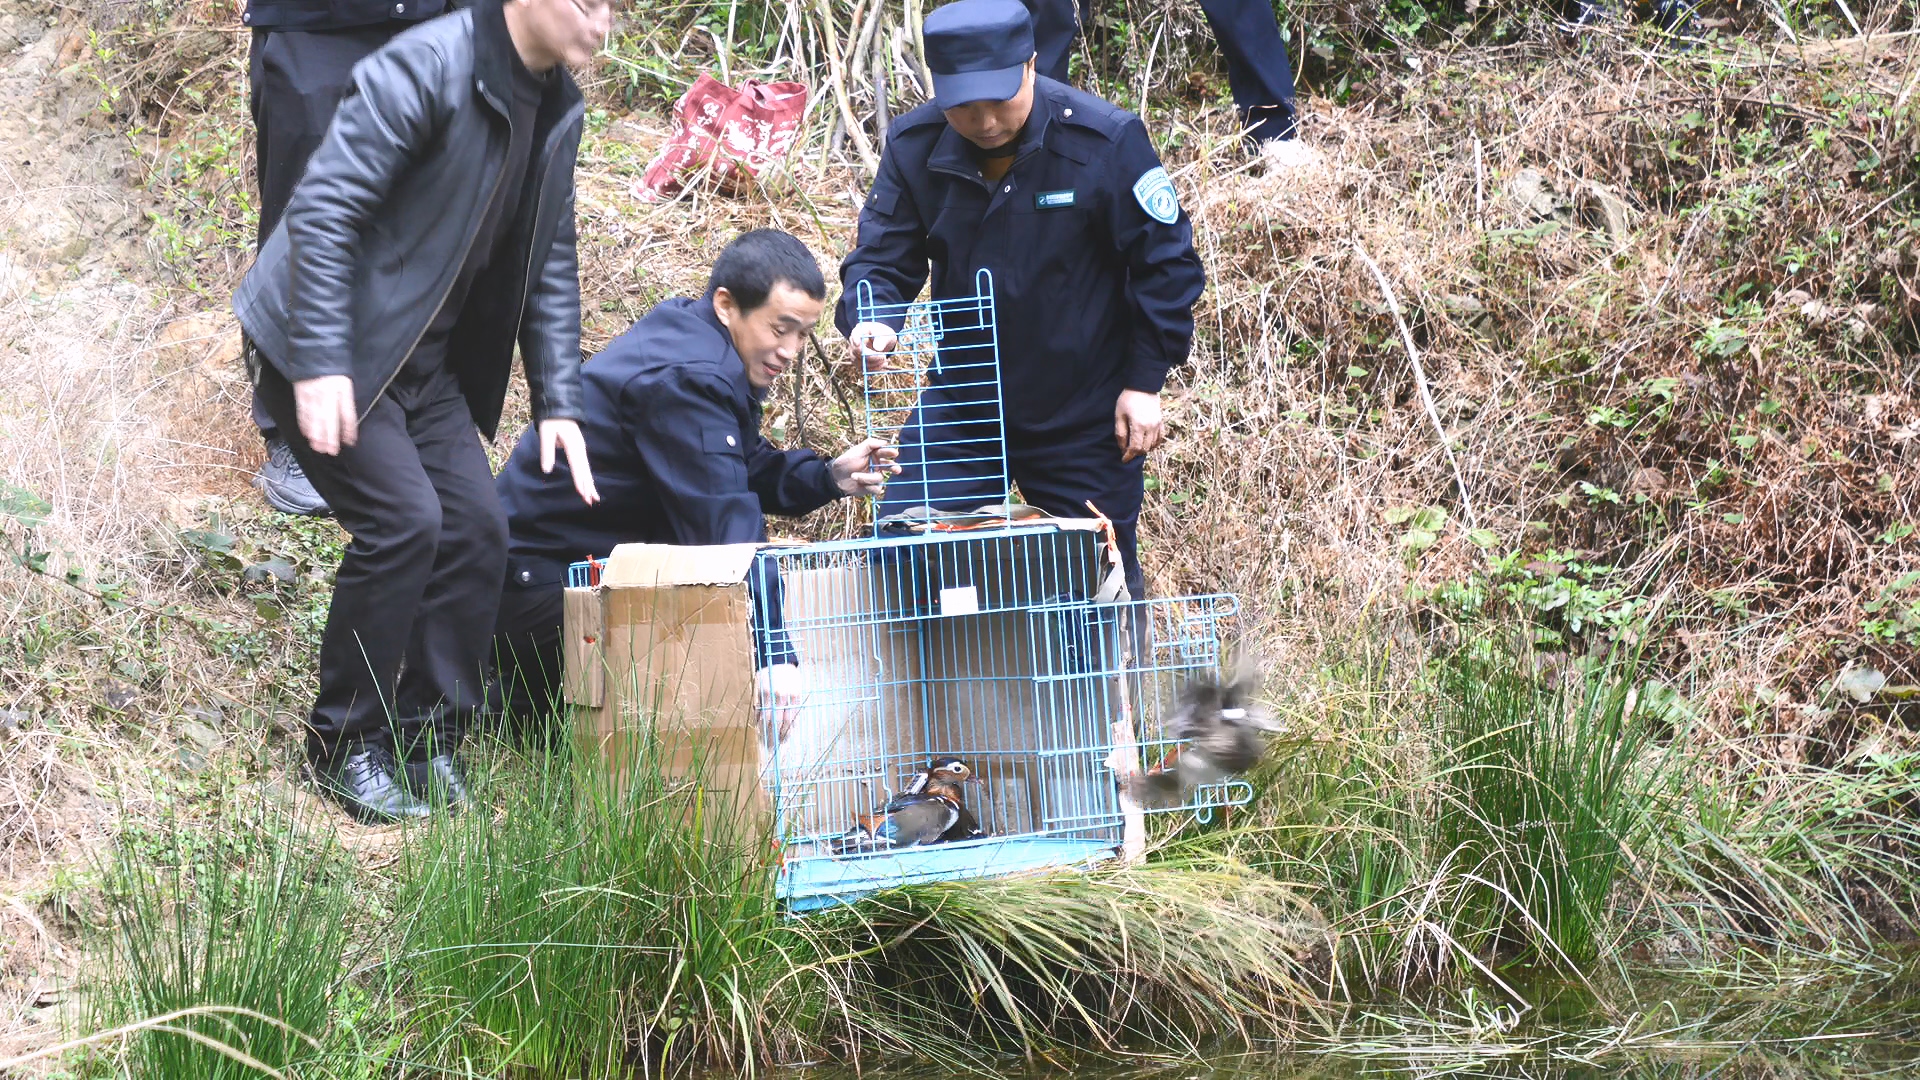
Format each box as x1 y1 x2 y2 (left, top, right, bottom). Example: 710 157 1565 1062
242 0 455 516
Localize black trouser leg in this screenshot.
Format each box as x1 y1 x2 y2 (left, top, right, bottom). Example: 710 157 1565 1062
1194 0 1298 143
392 399 508 760
1009 429 1147 603
247 25 400 438
489 571 566 736
1022 0 1090 84
255 367 505 763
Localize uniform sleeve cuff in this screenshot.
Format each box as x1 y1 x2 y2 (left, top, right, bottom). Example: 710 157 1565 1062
814 458 845 501
274 349 352 383
1124 361 1171 394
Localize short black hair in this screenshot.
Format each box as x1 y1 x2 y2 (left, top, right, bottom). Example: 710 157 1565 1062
705 229 826 311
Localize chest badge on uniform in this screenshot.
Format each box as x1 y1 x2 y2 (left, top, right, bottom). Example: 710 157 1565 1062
1035 189 1076 210
1132 166 1181 224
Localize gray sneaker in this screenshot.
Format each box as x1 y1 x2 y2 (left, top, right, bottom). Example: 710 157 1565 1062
256 436 331 517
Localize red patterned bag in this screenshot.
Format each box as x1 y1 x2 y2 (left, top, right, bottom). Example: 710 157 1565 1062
633 74 811 202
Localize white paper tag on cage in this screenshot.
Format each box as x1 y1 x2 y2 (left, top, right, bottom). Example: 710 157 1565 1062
939 585 980 616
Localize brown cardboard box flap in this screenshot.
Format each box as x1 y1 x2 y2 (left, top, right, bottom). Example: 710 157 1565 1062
602 542 762 587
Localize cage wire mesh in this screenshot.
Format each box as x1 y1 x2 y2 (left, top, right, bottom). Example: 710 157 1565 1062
757 526 1245 910
855 269 1012 531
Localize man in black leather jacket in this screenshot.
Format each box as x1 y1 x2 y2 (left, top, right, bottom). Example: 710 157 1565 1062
241 0 458 516
231 0 606 823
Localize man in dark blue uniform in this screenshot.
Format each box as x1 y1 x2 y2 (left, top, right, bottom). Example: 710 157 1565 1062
242 0 457 515
490 230 898 733
837 0 1205 602
1022 0 1299 150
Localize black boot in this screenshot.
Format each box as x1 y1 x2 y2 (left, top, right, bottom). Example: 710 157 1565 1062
311 744 431 824
401 752 472 810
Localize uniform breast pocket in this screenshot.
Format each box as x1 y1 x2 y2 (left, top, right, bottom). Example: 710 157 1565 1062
695 424 744 488
703 428 747 455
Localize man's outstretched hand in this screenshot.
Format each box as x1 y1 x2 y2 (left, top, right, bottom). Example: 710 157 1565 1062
540 418 599 505
293 375 358 456
830 436 901 497
1114 389 1165 463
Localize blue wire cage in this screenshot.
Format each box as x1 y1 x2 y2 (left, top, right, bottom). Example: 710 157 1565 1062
755 526 1245 910
778 272 1246 909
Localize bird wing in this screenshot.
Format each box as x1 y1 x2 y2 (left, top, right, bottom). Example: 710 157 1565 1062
942 804 986 842
876 797 961 847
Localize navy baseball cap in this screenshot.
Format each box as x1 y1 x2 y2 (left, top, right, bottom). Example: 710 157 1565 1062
923 0 1034 109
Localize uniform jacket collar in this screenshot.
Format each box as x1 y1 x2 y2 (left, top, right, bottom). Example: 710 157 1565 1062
927 86 1056 185
689 296 766 405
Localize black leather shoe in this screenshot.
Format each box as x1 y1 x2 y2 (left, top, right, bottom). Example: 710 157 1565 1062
312 746 431 824
401 753 471 810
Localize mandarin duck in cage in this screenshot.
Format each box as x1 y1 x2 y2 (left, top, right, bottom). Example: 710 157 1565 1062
833 757 985 853
1131 663 1286 810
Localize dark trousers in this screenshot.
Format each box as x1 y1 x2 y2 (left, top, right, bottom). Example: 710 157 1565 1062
1023 0 1297 142
488 564 567 734
247 25 403 437
880 407 1147 603
255 363 508 763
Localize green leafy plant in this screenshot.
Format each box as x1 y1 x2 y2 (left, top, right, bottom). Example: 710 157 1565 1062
1862 570 1920 646
1386 504 1449 561
85 800 371 1079
1421 550 1640 649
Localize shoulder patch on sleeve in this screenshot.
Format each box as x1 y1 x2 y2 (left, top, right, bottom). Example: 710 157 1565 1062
1132 166 1181 225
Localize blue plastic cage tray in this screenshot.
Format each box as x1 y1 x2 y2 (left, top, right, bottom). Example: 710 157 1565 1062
778 836 1117 912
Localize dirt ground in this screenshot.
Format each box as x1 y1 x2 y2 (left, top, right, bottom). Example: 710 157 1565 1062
0 0 256 1061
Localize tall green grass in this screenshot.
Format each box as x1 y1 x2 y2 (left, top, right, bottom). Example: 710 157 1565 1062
390 733 1337 1072
72 640 1920 1077
797 858 1331 1063
1217 639 1920 997
1217 646 1661 987
393 736 816 1075
85 799 383 1078
1425 655 1653 966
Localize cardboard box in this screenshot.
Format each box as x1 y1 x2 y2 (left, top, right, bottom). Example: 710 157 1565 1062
563 542 772 831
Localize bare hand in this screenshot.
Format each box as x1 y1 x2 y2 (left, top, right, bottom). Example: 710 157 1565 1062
293 375 357 456
846 321 899 373
1114 389 1164 464
539 418 599 505
755 663 804 741
829 436 901 497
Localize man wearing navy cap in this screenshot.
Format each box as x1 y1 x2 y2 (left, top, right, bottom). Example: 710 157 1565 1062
837 0 1206 603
